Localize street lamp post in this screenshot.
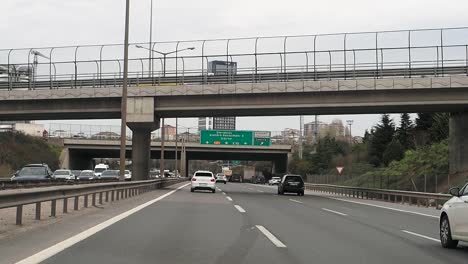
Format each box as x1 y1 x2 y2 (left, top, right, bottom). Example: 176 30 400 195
119 0 130 180
160 118 165 177
148 0 153 77
175 118 178 177
135 45 195 77
346 120 354 145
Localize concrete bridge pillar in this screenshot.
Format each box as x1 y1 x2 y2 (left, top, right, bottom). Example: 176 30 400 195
127 97 159 181
449 112 468 184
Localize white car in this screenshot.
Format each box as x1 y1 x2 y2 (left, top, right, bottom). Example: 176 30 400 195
124 170 132 181
53 169 75 181
215 173 227 184
191 171 216 193
268 177 281 185
440 183 468 248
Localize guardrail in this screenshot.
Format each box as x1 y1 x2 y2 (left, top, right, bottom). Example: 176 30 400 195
304 183 451 209
0 178 131 190
0 178 185 225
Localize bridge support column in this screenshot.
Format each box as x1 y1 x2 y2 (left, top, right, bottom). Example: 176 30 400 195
449 112 468 185
127 97 159 181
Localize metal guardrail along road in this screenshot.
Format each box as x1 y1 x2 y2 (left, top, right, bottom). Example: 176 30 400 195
0 178 185 225
305 183 451 208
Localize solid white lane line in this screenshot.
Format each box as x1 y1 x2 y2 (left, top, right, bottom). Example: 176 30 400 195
329 197 438 219
15 183 191 264
255 225 287 248
322 208 348 216
257 190 264 193
234 205 246 213
226 196 233 202
289 199 303 204
402 230 439 243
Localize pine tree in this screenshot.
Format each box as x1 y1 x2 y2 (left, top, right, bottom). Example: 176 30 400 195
368 114 395 166
429 113 449 142
383 138 404 166
415 113 433 130
397 113 415 150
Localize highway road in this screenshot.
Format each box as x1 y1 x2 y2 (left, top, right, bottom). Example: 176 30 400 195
10 182 468 264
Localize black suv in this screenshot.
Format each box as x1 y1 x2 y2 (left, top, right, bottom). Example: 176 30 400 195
11 164 53 182
278 174 305 196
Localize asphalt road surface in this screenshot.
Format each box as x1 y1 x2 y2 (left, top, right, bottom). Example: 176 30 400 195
16 182 468 264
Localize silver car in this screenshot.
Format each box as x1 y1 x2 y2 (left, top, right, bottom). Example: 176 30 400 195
53 169 75 181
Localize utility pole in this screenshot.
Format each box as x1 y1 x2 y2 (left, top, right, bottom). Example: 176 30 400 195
160 118 165 176
346 120 354 145
148 0 153 77
299 115 304 159
175 118 178 177
314 115 319 143
119 0 130 181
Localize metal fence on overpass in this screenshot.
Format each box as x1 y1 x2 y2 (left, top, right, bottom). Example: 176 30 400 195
1 27 468 90
40 123 297 145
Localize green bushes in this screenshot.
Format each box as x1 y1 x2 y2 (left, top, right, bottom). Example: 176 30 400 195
0 132 61 172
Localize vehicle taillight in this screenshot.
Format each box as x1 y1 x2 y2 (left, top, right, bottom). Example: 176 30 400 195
192 178 197 181
211 178 215 182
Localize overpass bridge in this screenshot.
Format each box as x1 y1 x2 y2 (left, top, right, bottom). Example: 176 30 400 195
62 139 292 176
1 26 468 180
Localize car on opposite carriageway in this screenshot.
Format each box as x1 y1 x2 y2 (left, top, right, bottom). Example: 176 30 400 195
53 169 75 181
11 164 53 182
100 170 120 181
78 170 95 181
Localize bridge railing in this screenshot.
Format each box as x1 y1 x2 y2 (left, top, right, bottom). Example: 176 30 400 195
304 183 451 209
41 124 290 145
0 178 185 225
2 26 468 90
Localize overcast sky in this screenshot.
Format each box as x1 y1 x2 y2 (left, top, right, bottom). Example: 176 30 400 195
2 0 468 135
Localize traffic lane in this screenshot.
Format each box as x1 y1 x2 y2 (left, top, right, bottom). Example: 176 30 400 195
0 182 189 264
42 184 292 264
288 191 441 239
250 183 441 238
221 183 467 264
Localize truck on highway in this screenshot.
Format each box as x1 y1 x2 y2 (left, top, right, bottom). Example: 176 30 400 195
243 166 255 183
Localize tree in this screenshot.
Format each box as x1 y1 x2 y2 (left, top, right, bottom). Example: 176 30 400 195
430 113 449 142
397 113 415 150
368 114 395 166
382 139 404 166
415 113 433 130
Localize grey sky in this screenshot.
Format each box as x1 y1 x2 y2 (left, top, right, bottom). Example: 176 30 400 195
2 0 467 135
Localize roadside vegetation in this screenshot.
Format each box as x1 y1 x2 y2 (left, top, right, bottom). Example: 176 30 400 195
289 113 462 192
0 132 61 176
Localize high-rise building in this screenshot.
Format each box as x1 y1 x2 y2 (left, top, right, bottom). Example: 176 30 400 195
198 117 212 132
212 117 236 130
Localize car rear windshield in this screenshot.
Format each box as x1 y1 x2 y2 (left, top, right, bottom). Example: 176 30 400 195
273 177 281 180
102 170 119 176
285 176 303 182
94 168 107 173
80 172 94 176
195 172 212 177
19 167 47 176
54 171 69 175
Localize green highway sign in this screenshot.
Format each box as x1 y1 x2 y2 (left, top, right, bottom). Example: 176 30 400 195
200 130 271 146
253 131 271 146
